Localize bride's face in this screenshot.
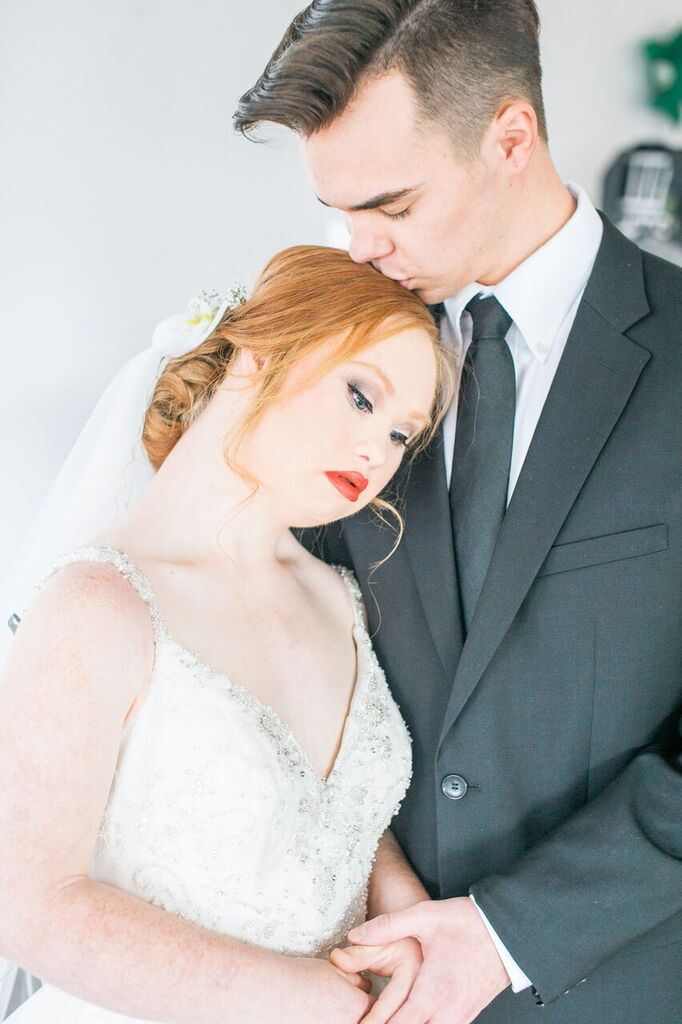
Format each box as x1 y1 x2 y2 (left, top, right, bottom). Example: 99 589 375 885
238 326 438 528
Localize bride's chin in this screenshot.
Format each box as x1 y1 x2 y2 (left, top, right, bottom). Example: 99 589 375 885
290 502 370 530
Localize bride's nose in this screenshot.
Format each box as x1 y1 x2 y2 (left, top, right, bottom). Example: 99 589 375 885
353 436 388 470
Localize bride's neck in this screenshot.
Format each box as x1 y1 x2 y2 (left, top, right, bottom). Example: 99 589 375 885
108 394 294 572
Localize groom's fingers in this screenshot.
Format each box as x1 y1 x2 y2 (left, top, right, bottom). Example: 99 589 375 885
349 904 427 946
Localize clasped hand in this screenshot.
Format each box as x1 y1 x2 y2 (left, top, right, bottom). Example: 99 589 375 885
331 896 511 1024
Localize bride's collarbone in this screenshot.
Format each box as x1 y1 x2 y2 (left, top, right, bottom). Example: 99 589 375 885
155 568 358 719
164 591 358 781
180 599 354 686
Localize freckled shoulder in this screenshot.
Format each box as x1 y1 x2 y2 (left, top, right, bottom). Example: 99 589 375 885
9 560 155 712
33 559 153 630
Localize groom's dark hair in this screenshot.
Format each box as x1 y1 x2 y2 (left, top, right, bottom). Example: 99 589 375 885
234 0 547 159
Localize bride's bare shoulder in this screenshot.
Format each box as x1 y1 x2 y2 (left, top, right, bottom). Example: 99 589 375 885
29 557 150 625
6 559 154 706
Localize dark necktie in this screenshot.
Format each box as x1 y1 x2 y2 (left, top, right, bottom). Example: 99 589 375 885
450 295 515 629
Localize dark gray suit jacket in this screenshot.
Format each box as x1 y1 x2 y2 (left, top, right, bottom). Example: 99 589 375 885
305 218 682 1022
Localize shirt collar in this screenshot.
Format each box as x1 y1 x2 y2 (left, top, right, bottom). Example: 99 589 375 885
443 183 604 364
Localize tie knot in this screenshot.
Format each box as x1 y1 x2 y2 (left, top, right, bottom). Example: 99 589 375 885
465 294 512 342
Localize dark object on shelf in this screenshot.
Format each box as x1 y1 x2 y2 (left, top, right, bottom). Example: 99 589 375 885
602 143 682 265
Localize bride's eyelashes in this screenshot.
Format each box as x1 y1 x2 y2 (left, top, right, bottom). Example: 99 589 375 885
389 429 410 448
347 380 374 414
346 381 411 449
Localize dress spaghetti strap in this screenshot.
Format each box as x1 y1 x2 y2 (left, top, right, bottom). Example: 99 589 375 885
38 545 167 642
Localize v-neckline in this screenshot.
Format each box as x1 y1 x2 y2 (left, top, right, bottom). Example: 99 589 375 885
160 624 366 789
81 546 368 790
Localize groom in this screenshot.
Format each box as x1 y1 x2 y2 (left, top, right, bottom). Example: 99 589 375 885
235 2 682 1021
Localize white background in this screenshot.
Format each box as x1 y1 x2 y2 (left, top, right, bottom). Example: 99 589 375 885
1 0 681 579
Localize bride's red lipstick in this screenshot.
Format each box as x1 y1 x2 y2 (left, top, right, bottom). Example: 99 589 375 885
325 471 369 503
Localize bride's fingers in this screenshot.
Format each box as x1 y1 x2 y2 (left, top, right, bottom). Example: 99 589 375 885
358 968 413 1024
353 974 374 995
331 943 386 974
330 960 373 993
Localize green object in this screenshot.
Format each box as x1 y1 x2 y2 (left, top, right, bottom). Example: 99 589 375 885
644 28 682 124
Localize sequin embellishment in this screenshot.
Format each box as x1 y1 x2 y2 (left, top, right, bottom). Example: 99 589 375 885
41 546 413 958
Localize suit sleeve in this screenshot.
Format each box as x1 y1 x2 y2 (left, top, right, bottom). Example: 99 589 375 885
470 722 682 1004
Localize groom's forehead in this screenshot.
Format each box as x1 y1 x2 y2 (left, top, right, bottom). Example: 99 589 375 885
301 134 436 213
299 72 431 179
300 119 453 210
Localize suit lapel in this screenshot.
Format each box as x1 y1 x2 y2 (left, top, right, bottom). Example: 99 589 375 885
400 299 462 680
402 433 463 681
342 427 462 687
438 219 652 746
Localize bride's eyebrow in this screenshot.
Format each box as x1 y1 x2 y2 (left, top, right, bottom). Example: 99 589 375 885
348 360 394 395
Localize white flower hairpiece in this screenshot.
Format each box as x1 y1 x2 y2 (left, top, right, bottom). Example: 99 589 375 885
186 284 248 326
152 282 249 357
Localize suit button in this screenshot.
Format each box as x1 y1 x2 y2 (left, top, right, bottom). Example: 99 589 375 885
441 774 468 800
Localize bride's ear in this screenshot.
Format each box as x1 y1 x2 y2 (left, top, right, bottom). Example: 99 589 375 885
235 347 267 375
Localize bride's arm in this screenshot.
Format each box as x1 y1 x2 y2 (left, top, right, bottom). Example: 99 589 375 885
0 564 370 1024
367 830 430 918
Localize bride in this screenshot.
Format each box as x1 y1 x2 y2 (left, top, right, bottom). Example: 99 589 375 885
0 245 449 1023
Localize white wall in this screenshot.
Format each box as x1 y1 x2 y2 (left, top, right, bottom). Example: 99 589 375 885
1 0 681 580
537 0 682 199
0 0 326 580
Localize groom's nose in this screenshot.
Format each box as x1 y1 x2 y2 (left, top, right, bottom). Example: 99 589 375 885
348 220 394 264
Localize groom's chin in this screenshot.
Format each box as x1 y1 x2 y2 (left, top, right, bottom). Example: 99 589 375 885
412 283 443 305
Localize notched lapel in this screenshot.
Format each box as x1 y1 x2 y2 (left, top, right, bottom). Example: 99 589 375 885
403 433 462 681
439 221 652 745
342 429 461 687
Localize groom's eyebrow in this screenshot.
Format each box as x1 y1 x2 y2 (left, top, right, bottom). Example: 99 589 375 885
316 185 422 212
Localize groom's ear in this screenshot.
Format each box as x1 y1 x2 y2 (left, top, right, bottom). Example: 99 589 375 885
487 100 537 176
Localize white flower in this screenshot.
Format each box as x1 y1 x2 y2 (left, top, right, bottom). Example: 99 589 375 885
187 288 225 324
151 283 248 357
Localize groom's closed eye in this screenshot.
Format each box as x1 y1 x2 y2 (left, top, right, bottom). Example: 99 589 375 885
315 185 423 213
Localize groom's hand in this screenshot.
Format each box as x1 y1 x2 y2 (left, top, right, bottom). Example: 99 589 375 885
345 896 511 1024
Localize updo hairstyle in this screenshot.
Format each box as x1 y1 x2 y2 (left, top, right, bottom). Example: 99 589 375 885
143 245 451 494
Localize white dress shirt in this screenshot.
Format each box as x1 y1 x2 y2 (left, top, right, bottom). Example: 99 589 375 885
440 183 604 991
441 183 603 498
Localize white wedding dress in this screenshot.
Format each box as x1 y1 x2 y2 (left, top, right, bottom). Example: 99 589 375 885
7 546 412 1023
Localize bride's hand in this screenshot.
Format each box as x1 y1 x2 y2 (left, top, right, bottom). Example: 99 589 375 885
286 956 375 1024
330 937 423 1023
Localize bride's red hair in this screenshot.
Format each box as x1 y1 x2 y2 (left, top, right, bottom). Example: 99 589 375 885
143 244 450 476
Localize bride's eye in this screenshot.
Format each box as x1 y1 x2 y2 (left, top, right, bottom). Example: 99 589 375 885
347 381 374 414
390 429 410 449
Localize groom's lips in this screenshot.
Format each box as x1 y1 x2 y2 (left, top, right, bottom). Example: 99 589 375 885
389 275 415 290
371 263 414 288
325 471 369 503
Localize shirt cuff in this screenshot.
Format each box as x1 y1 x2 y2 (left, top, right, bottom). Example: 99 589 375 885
469 894 533 993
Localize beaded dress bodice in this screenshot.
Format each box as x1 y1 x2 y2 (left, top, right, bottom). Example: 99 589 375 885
42 546 412 963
